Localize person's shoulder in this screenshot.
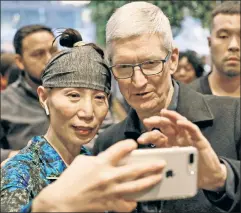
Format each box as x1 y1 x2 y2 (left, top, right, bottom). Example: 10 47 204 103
93 119 128 155
204 94 239 104
1 149 33 183
2 146 33 168
203 94 240 116
189 76 205 92
1 79 21 103
97 119 127 142
1 136 45 175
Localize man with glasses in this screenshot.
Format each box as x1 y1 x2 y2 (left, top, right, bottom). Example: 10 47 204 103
94 2 240 213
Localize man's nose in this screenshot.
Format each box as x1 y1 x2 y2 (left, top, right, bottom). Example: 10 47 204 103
131 66 148 88
44 52 52 64
228 36 240 52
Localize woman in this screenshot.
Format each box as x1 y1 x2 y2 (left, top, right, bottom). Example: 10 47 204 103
172 50 205 84
1 29 164 212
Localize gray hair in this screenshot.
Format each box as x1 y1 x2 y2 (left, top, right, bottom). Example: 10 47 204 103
106 1 174 63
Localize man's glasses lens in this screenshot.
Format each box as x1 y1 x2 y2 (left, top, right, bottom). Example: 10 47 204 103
112 61 164 79
113 65 133 78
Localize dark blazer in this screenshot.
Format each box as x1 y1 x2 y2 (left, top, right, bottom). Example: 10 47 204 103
189 74 213 95
93 83 240 213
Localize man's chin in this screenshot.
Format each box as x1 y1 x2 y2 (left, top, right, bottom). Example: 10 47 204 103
27 73 42 85
224 70 240 78
136 101 161 113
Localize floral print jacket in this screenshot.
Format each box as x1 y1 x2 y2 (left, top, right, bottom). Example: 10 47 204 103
1 135 91 212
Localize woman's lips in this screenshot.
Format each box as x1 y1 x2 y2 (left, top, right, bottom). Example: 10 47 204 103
136 92 149 96
72 126 94 136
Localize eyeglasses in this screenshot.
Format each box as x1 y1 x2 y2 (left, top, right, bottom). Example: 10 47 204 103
109 52 171 79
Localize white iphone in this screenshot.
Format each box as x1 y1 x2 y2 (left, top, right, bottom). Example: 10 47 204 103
119 146 198 201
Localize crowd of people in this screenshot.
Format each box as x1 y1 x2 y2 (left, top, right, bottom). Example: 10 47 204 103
0 1 240 213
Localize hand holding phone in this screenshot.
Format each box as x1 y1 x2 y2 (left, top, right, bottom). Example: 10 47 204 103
118 146 198 201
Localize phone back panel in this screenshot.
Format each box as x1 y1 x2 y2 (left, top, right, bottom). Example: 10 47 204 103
119 146 198 201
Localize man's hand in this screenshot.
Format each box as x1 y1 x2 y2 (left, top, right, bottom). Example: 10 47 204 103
138 109 227 191
32 139 165 212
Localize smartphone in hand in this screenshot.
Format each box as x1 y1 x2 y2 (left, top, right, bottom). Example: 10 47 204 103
119 146 198 201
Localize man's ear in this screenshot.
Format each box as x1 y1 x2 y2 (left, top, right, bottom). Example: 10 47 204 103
169 47 179 75
207 36 211 48
15 54 24 70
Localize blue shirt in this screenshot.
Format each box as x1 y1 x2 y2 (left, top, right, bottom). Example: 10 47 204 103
1 135 91 212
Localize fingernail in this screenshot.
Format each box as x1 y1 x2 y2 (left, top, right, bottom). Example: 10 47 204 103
152 127 161 132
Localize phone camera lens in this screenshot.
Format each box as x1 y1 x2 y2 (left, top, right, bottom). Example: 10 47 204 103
189 153 194 164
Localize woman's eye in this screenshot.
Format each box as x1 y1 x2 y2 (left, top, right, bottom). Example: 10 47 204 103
95 95 106 101
68 93 80 98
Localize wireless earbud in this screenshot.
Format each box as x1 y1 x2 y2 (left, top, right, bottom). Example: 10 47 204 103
44 102 49 115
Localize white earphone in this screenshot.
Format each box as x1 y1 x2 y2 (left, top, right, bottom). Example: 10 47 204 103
44 102 49 116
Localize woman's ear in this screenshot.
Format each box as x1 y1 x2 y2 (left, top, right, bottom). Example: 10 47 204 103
37 86 50 115
169 47 179 75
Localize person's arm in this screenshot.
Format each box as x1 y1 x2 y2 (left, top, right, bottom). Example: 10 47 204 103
1 159 33 212
139 109 240 212
206 100 240 211
2 140 165 213
31 140 165 212
203 157 240 212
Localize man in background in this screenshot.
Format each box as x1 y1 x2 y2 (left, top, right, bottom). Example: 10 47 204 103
190 1 240 97
1 25 58 162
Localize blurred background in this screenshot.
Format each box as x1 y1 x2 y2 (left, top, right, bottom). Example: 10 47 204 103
1 0 223 55
1 0 227 99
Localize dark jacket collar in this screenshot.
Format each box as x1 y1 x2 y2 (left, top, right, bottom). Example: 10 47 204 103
124 81 214 135
177 82 214 123
19 71 39 99
200 72 213 95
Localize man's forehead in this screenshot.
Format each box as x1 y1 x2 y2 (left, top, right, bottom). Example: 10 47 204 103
179 57 189 65
22 31 55 50
111 34 166 59
212 14 240 31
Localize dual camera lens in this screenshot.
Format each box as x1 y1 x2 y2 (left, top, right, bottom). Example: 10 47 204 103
189 153 194 164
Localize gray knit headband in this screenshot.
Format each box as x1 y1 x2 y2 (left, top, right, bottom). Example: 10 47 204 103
41 45 111 94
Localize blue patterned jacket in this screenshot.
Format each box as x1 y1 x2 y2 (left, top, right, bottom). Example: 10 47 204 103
1 135 91 212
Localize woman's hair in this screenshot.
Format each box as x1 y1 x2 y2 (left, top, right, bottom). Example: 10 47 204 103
105 1 173 63
42 28 111 94
179 51 205 78
56 28 105 59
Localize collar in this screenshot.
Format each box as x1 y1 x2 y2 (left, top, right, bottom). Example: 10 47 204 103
200 72 212 95
18 71 39 99
30 136 91 179
124 80 214 137
177 81 214 123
